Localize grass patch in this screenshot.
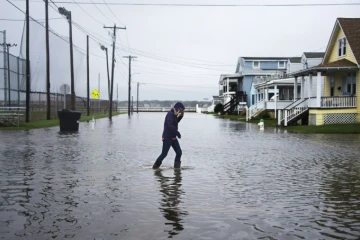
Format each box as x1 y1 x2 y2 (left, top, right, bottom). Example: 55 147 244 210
212 113 360 134
0 112 125 130
285 124 360 134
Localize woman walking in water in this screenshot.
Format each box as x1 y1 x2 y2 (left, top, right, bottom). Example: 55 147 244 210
153 102 185 169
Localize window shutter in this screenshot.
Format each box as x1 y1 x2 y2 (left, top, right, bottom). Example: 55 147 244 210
343 38 346 55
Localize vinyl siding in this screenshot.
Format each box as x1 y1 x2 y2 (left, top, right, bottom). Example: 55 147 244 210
326 26 357 64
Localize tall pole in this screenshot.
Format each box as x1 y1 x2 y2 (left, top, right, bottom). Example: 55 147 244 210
45 0 51 119
106 48 110 100
7 46 10 106
104 24 126 120
128 57 131 116
98 73 100 113
132 95 133 114
68 11 75 111
25 0 30 122
116 82 118 113
123 55 137 116
86 35 90 116
2 31 6 105
137 82 139 113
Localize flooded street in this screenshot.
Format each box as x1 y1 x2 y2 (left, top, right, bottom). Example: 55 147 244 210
1 113 360 240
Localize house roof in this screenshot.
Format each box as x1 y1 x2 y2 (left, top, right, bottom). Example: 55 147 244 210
291 59 358 76
242 57 290 60
288 57 302 63
338 18 360 64
317 59 358 68
303 52 325 58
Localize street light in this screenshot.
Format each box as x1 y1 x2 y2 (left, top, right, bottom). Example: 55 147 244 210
58 6 75 110
100 44 110 100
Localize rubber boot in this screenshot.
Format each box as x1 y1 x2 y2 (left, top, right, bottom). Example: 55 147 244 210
174 161 181 169
152 161 161 169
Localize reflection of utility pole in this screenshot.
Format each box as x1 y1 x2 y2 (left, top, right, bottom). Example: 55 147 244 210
123 56 137 116
104 24 126 120
0 43 17 106
116 82 118 113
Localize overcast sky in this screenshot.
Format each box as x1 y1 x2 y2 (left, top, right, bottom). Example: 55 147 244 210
1 0 360 101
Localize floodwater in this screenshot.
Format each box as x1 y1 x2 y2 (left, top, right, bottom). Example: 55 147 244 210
1 113 360 240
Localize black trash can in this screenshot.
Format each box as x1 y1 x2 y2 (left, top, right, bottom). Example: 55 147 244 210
58 109 82 132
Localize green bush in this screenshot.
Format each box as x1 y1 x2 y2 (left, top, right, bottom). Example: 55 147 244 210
214 103 224 114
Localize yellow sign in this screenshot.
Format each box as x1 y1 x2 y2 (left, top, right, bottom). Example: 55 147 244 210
92 89 100 99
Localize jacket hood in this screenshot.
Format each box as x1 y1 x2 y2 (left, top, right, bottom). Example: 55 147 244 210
173 102 185 110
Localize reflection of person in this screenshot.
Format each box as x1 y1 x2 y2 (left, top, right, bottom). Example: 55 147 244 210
154 170 187 238
153 102 185 169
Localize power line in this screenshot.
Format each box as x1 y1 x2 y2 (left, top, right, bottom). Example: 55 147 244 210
71 0 105 25
0 17 62 21
102 0 125 27
24 1 360 7
90 0 113 23
6 0 105 59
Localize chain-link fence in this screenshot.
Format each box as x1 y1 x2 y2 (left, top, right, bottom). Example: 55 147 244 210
1 30 116 121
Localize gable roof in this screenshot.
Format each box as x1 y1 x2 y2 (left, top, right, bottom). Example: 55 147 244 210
303 52 325 58
338 18 360 65
317 59 358 68
242 57 290 60
288 57 302 63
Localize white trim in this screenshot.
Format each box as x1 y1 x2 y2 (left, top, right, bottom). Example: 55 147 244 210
278 61 286 69
322 20 340 64
253 61 260 69
338 37 347 57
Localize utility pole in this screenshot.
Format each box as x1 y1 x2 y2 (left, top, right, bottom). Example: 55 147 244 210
59 7 75 110
116 82 118 113
137 82 139 113
123 55 137 116
131 95 133 114
104 24 126 120
86 35 90 116
26 0 30 122
45 0 50 119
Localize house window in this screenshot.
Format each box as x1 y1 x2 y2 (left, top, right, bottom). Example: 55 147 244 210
253 61 260 69
278 61 285 68
338 37 347 57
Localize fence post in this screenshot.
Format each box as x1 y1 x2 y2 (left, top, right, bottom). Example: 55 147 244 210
17 57 20 106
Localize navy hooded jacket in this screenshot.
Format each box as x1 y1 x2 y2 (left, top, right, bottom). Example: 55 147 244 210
162 102 185 139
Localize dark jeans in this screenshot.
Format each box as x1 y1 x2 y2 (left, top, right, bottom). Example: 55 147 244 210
154 138 182 166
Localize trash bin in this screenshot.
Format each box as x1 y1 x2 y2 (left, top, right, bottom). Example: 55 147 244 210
58 109 82 132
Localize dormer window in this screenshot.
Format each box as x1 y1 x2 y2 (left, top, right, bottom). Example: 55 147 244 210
253 61 260 69
338 37 347 57
278 61 285 68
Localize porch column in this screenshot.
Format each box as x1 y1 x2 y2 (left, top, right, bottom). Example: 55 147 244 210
316 72 321 107
274 84 277 118
294 77 298 100
308 74 312 98
265 88 269 101
227 78 229 94
301 76 305 99
278 110 282 126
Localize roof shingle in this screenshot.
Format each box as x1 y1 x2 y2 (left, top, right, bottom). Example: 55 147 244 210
303 52 325 58
338 18 360 65
317 59 357 68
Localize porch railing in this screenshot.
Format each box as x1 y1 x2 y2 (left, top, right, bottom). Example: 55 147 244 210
281 99 309 126
321 96 357 108
248 100 265 120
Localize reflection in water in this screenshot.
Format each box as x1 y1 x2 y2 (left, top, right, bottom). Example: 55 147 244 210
154 170 188 238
